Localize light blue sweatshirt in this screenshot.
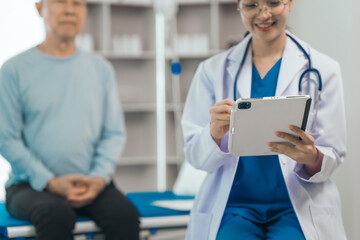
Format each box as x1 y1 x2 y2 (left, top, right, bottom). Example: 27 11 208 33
0 47 126 191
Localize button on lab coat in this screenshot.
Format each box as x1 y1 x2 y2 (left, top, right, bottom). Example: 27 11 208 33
181 33 347 240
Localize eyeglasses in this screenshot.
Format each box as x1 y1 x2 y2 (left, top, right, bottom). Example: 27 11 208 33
238 0 289 18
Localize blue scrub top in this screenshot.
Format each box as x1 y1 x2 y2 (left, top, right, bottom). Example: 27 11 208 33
224 58 295 223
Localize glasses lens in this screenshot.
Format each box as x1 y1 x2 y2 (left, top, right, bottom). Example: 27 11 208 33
239 0 286 17
267 0 285 15
240 1 259 17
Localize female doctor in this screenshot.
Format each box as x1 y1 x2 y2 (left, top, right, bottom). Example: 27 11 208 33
181 0 347 239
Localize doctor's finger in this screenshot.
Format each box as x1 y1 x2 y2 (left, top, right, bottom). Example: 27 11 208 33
210 105 232 113
211 111 230 120
268 143 298 159
211 113 231 121
290 126 314 144
209 108 231 118
211 119 231 128
214 99 235 107
275 131 302 146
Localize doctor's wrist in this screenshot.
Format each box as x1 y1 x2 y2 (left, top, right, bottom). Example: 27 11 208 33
304 148 324 176
211 136 222 147
209 130 222 147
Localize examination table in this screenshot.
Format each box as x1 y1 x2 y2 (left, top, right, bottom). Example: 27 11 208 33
0 191 193 239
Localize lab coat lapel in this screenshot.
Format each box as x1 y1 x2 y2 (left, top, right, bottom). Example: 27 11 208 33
276 37 308 96
227 34 308 99
226 35 252 99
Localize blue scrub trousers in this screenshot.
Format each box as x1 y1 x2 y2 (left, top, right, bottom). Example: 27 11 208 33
216 212 305 240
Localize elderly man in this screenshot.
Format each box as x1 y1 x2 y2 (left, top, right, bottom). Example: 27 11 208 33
0 0 139 239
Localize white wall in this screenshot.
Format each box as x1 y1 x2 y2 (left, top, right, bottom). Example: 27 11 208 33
289 0 360 239
0 0 44 67
0 0 44 200
350 2 360 238
0 156 11 201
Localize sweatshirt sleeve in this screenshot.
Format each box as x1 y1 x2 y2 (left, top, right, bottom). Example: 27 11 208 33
88 62 126 183
0 63 54 191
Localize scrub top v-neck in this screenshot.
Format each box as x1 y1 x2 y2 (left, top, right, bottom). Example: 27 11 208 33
223 58 296 223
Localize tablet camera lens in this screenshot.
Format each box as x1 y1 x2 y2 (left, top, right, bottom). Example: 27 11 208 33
238 102 251 109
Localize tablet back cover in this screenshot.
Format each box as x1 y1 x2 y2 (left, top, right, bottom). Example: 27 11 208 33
228 96 311 156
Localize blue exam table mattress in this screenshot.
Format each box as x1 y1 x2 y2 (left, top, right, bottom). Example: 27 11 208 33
0 191 194 227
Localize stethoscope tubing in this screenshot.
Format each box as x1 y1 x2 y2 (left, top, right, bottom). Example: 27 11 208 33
232 33 322 135
233 33 322 101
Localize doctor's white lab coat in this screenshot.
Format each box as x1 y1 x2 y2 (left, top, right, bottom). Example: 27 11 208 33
181 33 347 240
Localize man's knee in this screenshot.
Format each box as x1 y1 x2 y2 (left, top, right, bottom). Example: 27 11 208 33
101 202 140 240
109 201 139 226
30 200 76 229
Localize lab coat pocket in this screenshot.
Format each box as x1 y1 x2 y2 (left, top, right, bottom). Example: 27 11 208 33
190 212 212 240
310 205 345 240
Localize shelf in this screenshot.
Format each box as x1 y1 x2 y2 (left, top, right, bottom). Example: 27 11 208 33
86 0 103 5
89 0 214 7
122 103 155 112
117 156 180 166
219 2 246 49
166 49 224 59
98 50 223 60
219 0 238 4
110 5 155 53
99 51 155 60
110 2 153 8
88 0 216 7
87 0 152 7
82 0 243 191
178 0 210 6
122 103 183 112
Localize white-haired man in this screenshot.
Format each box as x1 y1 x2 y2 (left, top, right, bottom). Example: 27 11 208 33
0 0 139 239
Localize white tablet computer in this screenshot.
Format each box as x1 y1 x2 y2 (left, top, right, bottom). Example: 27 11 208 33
228 95 311 156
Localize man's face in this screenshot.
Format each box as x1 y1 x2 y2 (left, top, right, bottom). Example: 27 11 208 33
36 0 87 40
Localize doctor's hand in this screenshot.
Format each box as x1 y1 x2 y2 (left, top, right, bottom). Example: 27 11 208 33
209 99 235 146
268 125 322 176
66 176 106 208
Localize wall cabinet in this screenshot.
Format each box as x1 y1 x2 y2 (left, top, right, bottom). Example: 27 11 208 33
80 0 246 192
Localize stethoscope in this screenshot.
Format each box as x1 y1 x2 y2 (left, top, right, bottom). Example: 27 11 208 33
233 33 322 134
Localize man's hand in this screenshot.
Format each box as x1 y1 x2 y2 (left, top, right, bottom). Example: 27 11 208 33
46 175 88 198
209 99 235 146
66 177 106 208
